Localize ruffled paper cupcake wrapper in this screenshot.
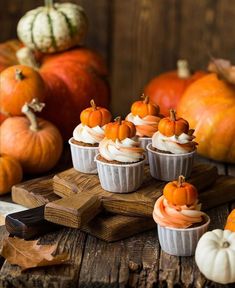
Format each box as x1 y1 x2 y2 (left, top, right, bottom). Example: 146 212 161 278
69 138 99 174
95 154 145 193
157 215 210 256
139 137 151 164
147 144 196 181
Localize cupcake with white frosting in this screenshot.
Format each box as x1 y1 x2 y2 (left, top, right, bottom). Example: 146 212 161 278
153 176 210 256
95 117 145 193
126 94 162 162
147 109 197 181
69 100 112 174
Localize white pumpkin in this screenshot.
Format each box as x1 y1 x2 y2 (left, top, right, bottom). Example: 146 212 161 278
17 0 88 53
195 229 235 284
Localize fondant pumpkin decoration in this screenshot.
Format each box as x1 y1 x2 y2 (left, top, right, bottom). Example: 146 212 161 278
144 60 205 116
177 65 235 163
80 99 112 128
17 0 88 53
163 175 198 206
15 46 110 140
131 94 160 118
158 109 189 137
225 209 235 232
105 117 136 141
0 99 63 174
0 155 23 195
195 229 235 284
0 65 46 116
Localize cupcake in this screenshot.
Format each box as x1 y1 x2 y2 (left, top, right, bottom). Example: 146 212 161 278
69 100 112 174
95 117 145 193
147 109 197 181
153 175 210 256
126 94 162 162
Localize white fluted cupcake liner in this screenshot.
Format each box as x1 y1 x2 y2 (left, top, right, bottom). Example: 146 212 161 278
147 143 196 181
139 137 151 164
157 214 210 256
95 154 145 193
69 138 99 174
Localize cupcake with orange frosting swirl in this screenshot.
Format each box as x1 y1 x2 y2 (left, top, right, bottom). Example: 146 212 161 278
95 117 145 193
69 100 112 174
153 176 210 256
147 109 197 181
126 94 162 162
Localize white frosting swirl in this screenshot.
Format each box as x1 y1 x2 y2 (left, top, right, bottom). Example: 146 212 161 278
73 124 105 144
152 131 196 154
99 137 144 163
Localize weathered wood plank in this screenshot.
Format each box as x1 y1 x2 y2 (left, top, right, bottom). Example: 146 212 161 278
79 229 159 288
0 228 87 288
111 0 180 117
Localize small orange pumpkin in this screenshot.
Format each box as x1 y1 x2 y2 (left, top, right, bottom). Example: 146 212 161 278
158 109 189 137
0 65 46 116
131 94 160 118
163 175 198 206
0 99 63 174
225 209 235 232
80 99 112 128
105 117 136 141
0 154 23 195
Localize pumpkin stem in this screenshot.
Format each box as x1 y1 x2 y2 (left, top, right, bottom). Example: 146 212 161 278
177 59 190 78
177 175 185 187
170 109 177 121
16 47 40 70
114 116 122 125
141 93 149 104
45 0 54 9
90 99 97 111
15 69 25 81
21 98 45 132
222 241 230 248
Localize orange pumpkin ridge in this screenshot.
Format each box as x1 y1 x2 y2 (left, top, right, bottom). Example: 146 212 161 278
225 209 235 232
131 93 160 118
80 99 112 128
105 117 136 141
163 175 198 206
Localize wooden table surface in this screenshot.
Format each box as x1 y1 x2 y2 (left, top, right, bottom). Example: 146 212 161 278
0 152 235 288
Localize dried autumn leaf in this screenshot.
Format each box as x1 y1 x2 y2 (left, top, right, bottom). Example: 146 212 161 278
208 57 235 84
0 237 69 271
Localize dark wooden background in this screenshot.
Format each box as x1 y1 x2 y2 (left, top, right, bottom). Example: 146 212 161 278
1 0 235 116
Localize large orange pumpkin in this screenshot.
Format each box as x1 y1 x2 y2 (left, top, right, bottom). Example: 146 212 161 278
225 209 235 232
0 99 63 174
0 154 23 195
144 60 205 116
0 65 46 116
0 40 110 140
178 73 235 163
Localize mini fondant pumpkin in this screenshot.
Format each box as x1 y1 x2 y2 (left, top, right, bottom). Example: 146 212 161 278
0 99 63 174
195 229 235 284
131 94 160 118
0 65 46 116
144 60 205 116
163 175 198 206
17 0 88 53
158 110 189 137
80 99 112 128
0 154 23 195
225 209 235 232
105 117 136 141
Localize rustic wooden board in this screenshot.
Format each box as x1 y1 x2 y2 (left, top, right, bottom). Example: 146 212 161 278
49 164 218 225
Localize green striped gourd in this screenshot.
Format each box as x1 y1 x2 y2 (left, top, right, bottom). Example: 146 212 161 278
17 0 88 53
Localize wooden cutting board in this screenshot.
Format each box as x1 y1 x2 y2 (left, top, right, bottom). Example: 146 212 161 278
44 164 218 227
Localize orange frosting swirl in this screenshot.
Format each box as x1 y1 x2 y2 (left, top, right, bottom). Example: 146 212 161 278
153 196 205 229
126 113 161 137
